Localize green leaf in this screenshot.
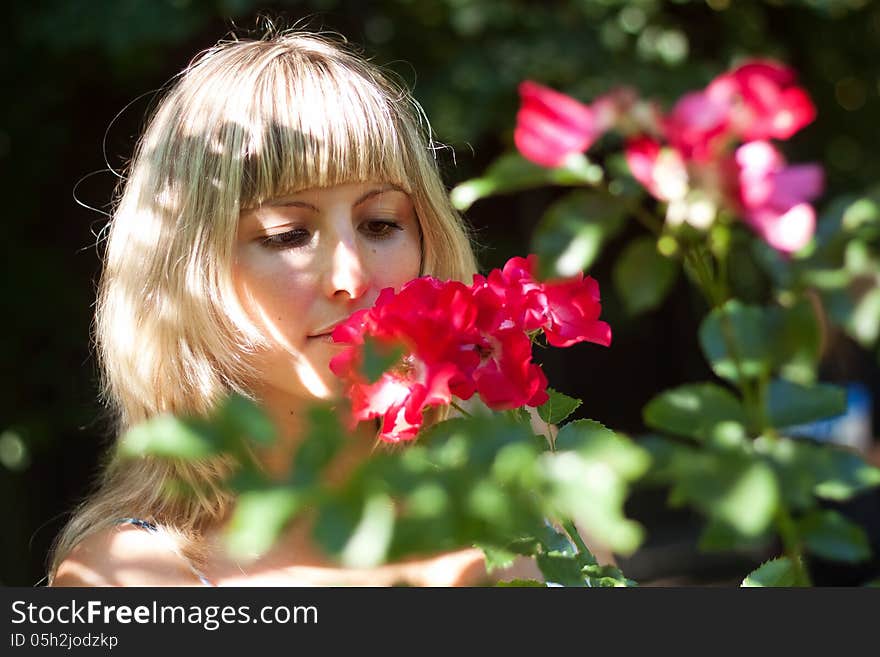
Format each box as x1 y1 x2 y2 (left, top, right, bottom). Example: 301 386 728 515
119 414 221 459
669 452 779 539
340 491 395 568
814 447 880 501
288 404 347 486
537 387 582 425
699 300 774 382
535 524 578 558
478 544 518 572
313 494 364 557
535 552 589 587
841 196 880 234
766 380 847 429
224 486 304 559
772 298 822 385
756 436 880 506
360 335 405 384
450 152 603 211
494 579 546 587
637 434 692 486
754 436 823 511
539 446 646 555
531 190 628 279
581 562 638 587
553 420 651 480
849 287 880 348
712 459 779 537
643 383 749 442
214 393 277 447
613 236 679 316
798 509 871 563
404 482 450 519
742 556 799 587
698 517 772 552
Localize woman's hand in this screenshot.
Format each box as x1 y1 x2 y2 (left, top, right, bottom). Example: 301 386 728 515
249 548 543 587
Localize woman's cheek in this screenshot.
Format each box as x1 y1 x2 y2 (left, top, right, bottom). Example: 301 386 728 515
375 236 422 286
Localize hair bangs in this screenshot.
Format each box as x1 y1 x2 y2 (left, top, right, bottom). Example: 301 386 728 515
239 53 412 209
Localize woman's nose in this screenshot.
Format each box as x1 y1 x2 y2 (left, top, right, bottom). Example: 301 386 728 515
324 235 369 300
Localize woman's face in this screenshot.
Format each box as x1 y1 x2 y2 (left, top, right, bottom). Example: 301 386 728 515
233 181 422 402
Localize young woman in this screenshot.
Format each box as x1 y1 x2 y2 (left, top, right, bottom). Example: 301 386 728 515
48 30 545 586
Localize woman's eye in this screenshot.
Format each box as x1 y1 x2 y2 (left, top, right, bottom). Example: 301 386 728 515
362 220 402 239
260 229 310 249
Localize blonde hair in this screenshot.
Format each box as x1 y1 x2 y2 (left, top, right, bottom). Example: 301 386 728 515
48 30 480 583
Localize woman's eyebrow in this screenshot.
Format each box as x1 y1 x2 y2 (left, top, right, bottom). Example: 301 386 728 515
262 184 407 211
266 199 319 210
353 184 406 206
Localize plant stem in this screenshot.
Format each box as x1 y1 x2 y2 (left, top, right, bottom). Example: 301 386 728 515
775 504 812 587
450 400 472 418
683 244 770 433
627 200 664 236
592 180 664 236
562 519 598 565
684 243 811 584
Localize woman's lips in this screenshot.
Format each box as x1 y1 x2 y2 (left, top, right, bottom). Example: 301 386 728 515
308 333 343 344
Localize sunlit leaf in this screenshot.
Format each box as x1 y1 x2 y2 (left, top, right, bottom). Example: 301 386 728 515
849 287 880 348
813 447 880 501
450 152 602 211
537 387 582 425
756 435 880 506
340 491 395 568
643 383 749 442
772 298 822 385
539 450 645 555
224 486 304 560
531 190 628 278
478 544 518 572
119 414 221 459
754 435 822 511
581 562 638 587
669 451 779 539
554 420 651 480
742 556 799 587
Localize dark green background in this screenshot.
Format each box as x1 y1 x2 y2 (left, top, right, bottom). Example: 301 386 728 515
3 0 879 586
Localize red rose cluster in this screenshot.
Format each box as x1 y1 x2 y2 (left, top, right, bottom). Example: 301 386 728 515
515 61 823 255
329 255 611 443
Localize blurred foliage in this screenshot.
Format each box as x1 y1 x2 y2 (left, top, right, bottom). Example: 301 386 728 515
122 393 647 586
3 0 880 585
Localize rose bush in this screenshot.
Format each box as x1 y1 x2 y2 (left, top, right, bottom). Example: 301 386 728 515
119 58 880 587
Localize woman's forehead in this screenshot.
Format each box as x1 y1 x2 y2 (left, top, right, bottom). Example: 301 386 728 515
262 182 409 206
241 180 412 211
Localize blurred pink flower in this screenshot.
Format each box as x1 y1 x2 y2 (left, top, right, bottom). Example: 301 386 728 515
665 90 732 161
735 140 824 254
514 81 600 167
624 136 689 203
709 60 816 142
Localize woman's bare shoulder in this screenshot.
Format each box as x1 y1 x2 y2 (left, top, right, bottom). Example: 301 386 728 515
52 524 204 587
